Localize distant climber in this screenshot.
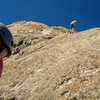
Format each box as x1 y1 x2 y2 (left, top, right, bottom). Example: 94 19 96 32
0 23 13 78
70 20 77 33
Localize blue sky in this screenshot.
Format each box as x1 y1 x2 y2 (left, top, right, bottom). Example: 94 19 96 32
0 0 100 31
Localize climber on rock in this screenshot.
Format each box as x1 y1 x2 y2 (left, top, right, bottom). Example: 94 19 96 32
70 20 77 33
0 23 13 77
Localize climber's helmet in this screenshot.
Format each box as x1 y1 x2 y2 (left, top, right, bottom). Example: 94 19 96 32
73 20 77 24
0 23 13 57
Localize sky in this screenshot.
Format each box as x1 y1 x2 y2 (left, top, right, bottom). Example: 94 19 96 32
0 0 100 31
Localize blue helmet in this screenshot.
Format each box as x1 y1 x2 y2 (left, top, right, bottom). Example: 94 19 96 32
0 23 13 57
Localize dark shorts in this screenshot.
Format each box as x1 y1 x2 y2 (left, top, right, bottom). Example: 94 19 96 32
70 24 75 28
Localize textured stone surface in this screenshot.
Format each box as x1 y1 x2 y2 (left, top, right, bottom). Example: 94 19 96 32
0 21 100 100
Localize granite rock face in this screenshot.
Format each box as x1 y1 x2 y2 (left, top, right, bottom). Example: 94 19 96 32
0 21 100 100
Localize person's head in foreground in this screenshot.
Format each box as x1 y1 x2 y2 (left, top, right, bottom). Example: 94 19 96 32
0 23 13 77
